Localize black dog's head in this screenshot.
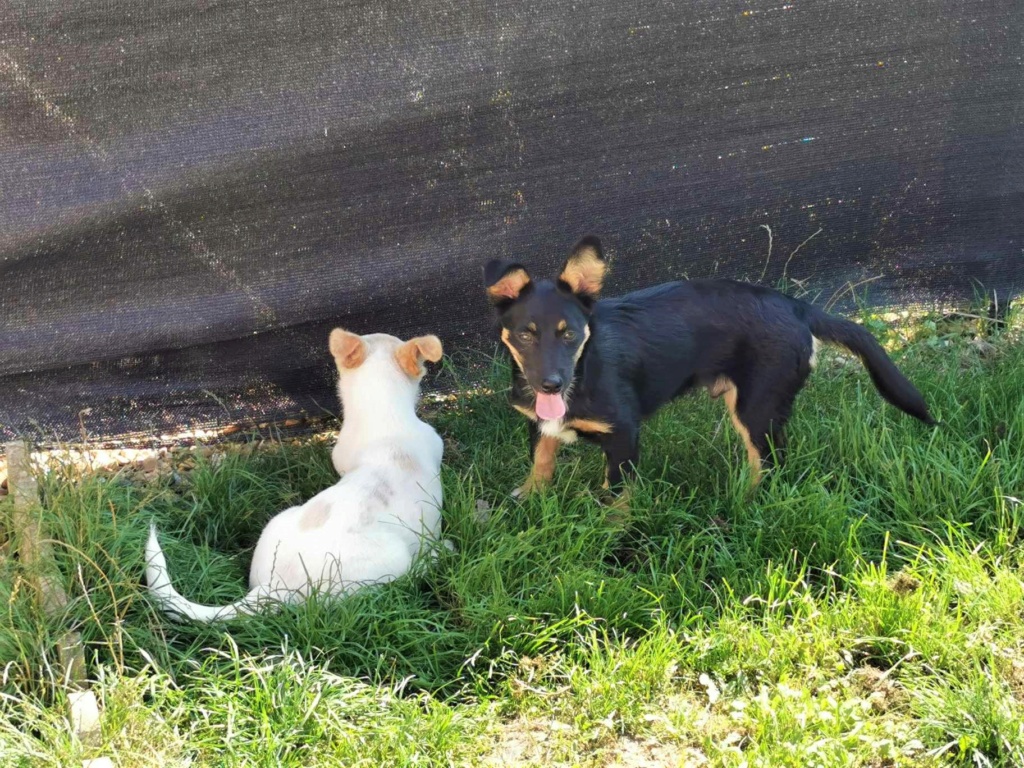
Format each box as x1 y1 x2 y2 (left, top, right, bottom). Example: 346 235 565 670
483 236 606 421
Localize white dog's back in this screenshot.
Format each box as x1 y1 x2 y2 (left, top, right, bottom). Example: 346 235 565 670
249 440 443 595
146 330 445 622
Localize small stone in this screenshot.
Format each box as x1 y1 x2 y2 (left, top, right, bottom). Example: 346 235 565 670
970 337 997 357
698 673 721 705
68 689 101 740
474 499 492 524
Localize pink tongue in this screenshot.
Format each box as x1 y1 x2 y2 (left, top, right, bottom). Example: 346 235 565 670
535 392 566 421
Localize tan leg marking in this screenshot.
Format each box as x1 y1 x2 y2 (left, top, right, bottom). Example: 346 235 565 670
599 457 630 522
513 435 560 497
721 381 763 486
707 375 733 399
566 417 613 434
607 486 631 519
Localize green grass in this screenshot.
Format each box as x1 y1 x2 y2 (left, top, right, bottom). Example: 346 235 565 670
2 306 1023 766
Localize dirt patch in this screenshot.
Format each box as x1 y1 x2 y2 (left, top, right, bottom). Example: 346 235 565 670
0 430 339 490
850 666 909 713
485 717 704 767
887 571 921 596
604 736 706 767
998 656 1024 702
485 717 575 766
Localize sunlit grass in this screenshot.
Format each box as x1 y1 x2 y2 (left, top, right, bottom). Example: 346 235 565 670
2 305 1023 766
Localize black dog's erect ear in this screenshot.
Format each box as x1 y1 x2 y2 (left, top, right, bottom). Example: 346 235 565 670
558 236 606 303
484 260 532 307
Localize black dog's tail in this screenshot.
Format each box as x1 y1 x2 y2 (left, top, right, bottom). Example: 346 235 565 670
807 307 936 425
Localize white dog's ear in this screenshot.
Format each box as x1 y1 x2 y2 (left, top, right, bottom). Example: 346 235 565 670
329 328 367 369
396 335 443 377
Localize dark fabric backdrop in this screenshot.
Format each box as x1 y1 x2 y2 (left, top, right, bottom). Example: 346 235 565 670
1 0 1021 441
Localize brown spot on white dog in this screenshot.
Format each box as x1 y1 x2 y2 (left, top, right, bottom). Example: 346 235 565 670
370 478 394 506
392 450 420 473
299 499 330 530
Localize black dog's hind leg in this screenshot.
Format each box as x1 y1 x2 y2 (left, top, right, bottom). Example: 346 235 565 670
722 385 766 484
726 368 807 485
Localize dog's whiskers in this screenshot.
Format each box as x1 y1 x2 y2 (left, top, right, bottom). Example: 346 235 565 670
562 379 577 410
517 372 537 399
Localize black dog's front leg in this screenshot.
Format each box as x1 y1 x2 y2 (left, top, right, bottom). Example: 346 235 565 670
512 419 560 498
600 428 639 512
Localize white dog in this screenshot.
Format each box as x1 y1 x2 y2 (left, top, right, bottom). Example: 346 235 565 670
145 329 445 622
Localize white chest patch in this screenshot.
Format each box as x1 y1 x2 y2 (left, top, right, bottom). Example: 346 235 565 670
540 419 578 444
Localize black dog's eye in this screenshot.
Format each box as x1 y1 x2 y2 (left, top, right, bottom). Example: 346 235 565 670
562 330 577 342
516 331 533 344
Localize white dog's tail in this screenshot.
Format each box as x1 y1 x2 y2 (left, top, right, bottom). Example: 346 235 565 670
145 524 267 623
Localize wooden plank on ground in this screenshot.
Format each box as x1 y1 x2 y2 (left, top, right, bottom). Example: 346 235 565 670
6 441 100 749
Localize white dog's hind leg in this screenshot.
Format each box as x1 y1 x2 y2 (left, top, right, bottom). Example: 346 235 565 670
320 531 414 594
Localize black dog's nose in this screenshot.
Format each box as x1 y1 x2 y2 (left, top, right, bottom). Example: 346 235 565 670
540 376 563 394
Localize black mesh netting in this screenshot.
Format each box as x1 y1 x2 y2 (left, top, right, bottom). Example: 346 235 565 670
1 1 1022 442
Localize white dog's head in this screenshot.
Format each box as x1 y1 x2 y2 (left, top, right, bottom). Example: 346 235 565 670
329 328 443 407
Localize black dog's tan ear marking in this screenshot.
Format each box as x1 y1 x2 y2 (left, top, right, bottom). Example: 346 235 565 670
329 328 367 369
484 260 532 305
396 335 443 377
560 236 605 297
559 236 606 302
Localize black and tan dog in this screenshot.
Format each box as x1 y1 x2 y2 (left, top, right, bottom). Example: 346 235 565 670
484 236 935 500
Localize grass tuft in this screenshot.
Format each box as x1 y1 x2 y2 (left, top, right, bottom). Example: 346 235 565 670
2 306 1023 765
